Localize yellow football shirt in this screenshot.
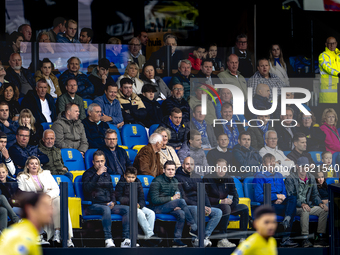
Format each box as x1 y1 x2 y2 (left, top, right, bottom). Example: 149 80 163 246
0 219 42 255
231 232 277 255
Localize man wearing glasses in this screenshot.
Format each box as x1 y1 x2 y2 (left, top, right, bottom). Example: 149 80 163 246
161 84 191 123
9 126 49 175
259 130 294 177
99 129 131 175
318 36 340 122
127 37 146 67
227 34 254 78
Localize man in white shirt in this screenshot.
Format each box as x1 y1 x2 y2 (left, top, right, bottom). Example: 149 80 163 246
21 78 57 124
259 130 294 176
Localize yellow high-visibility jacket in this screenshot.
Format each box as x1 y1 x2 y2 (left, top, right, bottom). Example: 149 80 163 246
319 47 340 103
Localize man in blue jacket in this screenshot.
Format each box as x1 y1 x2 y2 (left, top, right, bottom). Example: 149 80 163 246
93 83 124 128
253 153 298 247
0 102 19 149
232 131 262 177
82 103 109 149
9 126 49 174
99 129 131 175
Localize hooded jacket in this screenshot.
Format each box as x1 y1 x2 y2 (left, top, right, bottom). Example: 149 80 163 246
51 112 89 152
115 175 145 209
88 67 116 97
141 76 171 100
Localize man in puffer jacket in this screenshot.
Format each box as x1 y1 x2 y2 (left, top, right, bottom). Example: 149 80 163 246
51 103 88 157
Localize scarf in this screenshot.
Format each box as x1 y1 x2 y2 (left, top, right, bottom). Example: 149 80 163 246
223 121 239 149
169 117 180 133
192 118 210 148
274 58 281 67
258 121 269 145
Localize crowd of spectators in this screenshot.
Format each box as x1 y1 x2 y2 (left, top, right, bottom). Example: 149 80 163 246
0 18 339 249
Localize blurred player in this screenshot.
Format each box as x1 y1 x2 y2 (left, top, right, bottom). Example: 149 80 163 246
231 205 278 255
0 192 53 255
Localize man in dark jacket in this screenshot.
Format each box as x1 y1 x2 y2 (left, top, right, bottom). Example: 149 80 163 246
82 103 109 149
232 131 262 178
161 84 190 123
21 78 57 124
195 59 222 87
88 58 115 97
5 53 36 97
58 57 94 99
160 107 189 150
82 150 131 248
140 84 163 128
285 157 328 247
38 129 73 180
246 83 272 120
287 133 315 166
0 102 19 149
206 134 233 167
9 126 49 174
204 159 249 247
175 157 222 247
148 160 197 248
99 129 131 175
275 107 296 151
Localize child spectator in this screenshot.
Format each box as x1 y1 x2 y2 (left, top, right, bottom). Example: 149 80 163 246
115 166 159 244
321 151 334 178
316 172 329 208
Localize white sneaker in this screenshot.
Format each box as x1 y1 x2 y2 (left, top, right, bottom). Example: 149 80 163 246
37 235 50 245
217 238 236 248
105 238 115 248
121 238 131 248
192 238 212 247
52 230 61 243
67 239 74 248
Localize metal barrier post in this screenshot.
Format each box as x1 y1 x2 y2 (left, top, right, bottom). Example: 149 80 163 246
98 43 106 60
263 183 271 206
197 183 205 248
329 186 335 255
31 42 39 73
165 45 171 77
60 182 69 248
129 182 138 248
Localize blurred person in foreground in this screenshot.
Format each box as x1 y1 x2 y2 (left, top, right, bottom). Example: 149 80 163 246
231 205 278 255
0 192 53 255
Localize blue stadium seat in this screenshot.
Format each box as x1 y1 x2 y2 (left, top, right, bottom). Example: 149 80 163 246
148 124 160 137
121 124 148 149
308 151 323 165
83 99 93 115
243 177 261 207
52 175 75 197
41 122 53 130
333 151 340 170
84 149 97 170
74 176 122 221
108 124 123 146
111 175 121 188
294 215 319 222
283 151 291 156
125 149 137 164
162 76 172 86
326 177 339 185
137 175 154 188
61 148 86 171
18 97 23 105
233 177 244 197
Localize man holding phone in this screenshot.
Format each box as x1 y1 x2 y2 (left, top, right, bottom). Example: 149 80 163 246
82 150 132 248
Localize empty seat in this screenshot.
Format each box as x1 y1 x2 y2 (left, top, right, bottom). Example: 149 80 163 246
41 122 53 130
148 124 160 137
84 148 97 170
61 148 86 171
243 177 261 207
52 175 75 197
121 124 148 149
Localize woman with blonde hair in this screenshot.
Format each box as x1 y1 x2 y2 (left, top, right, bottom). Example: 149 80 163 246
17 156 74 247
153 126 181 169
320 108 340 154
269 44 289 86
117 62 144 94
18 109 43 146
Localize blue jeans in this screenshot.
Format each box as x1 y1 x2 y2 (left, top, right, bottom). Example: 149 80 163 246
85 204 129 240
0 195 19 231
188 206 222 238
151 199 197 240
213 203 249 235
272 195 297 234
